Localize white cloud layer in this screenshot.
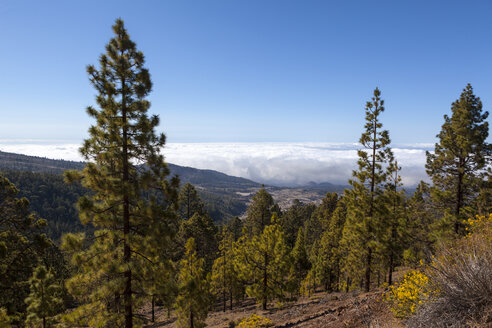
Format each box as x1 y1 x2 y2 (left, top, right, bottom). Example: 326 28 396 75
0 141 432 187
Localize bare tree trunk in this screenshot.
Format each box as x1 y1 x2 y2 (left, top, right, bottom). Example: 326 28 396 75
365 248 372 292
388 255 394 286
262 252 268 310
151 295 155 322
122 75 133 328
455 167 464 234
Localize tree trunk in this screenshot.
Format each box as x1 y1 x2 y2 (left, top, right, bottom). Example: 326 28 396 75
187 192 190 220
223 254 227 312
388 181 397 286
115 291 120 313
455 169 464 234
223 289 226 312
388 254 394 286
190 310 194 328
365 109 378 293
151 295 155 322
336 263 341 292
327 270 333 293
122 74 133 328
262 252 268 310
365 247 372 292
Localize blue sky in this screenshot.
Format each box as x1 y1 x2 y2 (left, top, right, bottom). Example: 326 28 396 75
1 0 491 144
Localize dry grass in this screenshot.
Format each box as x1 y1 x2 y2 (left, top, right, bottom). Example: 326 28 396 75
407 231 492 328
143 289 403 328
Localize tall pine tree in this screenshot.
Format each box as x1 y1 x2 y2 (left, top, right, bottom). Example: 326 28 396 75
62 19 179 327
342 87 393 292
426 84 491 234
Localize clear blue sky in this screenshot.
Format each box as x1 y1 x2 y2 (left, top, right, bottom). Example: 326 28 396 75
1 0 491 143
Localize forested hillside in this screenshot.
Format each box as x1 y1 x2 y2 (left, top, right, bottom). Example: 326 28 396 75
0 151 84 174
0 150 260 190
0 151 255 237
0 150 343 240
0 19 490 328
2 170 89 241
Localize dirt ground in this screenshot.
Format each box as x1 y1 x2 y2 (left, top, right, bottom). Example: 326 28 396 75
143 289 403 328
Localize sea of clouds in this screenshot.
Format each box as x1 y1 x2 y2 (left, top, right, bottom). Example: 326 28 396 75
0 141 433 187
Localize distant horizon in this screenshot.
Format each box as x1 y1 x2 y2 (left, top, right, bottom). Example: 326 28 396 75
0 140 432 187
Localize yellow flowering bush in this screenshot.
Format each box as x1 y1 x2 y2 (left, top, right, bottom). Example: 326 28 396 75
385 270 433 319
236 314 273 328
463 213 492 236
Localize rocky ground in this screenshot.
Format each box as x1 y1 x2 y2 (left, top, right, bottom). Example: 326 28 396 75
143 288 402 328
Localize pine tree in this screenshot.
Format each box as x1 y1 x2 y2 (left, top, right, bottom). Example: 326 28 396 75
179 183 205 220
426 84 491 234
476 169 492 216
62 19 179 327
313 193 339 229
244 187 277 236
176 238 210 328
311 198 347 292
280 200 316 248
226 216 243 241
235 214 290 310
210 229 241 311
404 181 437 265
342 87 393 292
290 227 310 294
303 192 339 256
299 268 317 297
178 213 218 271
145 260 177 323
0 173 50 317
25 265 63 328
382 161 406 285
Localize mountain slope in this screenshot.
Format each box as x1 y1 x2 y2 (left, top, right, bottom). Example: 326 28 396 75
0 150 260 238
0 150 261 190
0 150 347 240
